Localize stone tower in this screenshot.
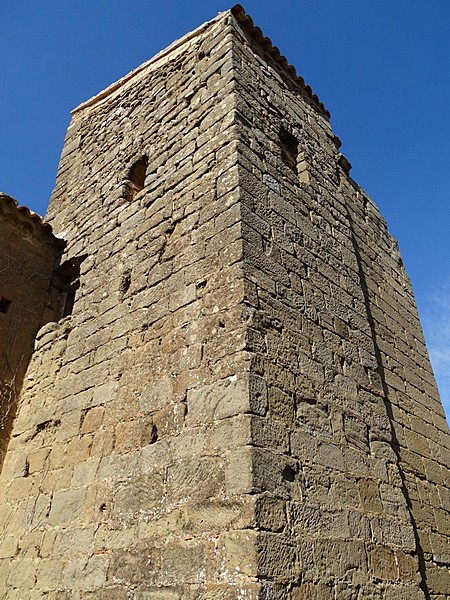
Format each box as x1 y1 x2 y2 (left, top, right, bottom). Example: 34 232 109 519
0 5 449 599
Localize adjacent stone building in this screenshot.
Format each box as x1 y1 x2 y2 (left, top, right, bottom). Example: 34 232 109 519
0 194 65 470
0 5 449 599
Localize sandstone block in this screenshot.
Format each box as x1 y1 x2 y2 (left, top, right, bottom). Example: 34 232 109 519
223 530 258 578
136 590 181 600
0 535 18 559
63 555 109 591
368 544 397 580
108 548 154 586
160 540 207 585
36 558 65 589
48 487 86 526
257 532 297 579
186 373 266 426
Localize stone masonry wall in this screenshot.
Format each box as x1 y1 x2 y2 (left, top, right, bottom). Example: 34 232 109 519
0 198 63 470
0 13 264 599
228 9 449 600
344 177 450 598
0 6 448 600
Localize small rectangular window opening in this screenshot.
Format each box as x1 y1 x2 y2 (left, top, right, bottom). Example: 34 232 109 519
279 127 310 183
54 256 85 320
125 156 148 202
279 128 299 173
0 297 12 315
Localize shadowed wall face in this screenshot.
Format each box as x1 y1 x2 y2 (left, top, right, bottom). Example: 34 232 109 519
226 11 449 599
0 202 63 469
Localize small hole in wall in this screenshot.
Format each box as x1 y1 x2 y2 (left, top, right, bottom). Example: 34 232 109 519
196 279 207 294
149 424 159 445
0 297 12 315
99 503 107 512
282 465 296 482
22 460 30 478
36 419 61 434
120 272 132 295
279 128 299 173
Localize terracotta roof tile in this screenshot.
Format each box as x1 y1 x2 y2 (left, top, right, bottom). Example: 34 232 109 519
0 193 65 246
231 4 330 119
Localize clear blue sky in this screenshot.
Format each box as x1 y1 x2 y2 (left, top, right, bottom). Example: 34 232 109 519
1 1 449 417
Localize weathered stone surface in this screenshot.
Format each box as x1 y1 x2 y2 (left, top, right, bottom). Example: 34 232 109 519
0 196 64 467
0 4 448 599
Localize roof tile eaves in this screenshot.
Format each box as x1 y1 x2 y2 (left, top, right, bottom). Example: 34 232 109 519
230 4 330 119
0 193 65 246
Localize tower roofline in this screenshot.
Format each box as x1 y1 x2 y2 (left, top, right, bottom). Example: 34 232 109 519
231 5 330 119
71 5 329 120
71 10 228 117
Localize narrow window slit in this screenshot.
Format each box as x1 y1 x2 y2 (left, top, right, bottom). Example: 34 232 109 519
279 128 299 173
53 256 86 319
125 156 148 201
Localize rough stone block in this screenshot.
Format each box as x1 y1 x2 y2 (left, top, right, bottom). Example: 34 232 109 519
160 540 208 585
108 548 154 586
63 555 109 591
136 590 181 600
48 487 86 526
223 530 258 578
186 373 266 426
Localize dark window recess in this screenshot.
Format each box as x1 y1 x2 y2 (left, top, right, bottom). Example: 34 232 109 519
125 156 148 201
119 271 132 295
53 256 86 319
0 297 11 315
279 128 299 173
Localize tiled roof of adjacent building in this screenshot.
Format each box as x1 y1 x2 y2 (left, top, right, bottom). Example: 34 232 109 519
0 193 65 246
